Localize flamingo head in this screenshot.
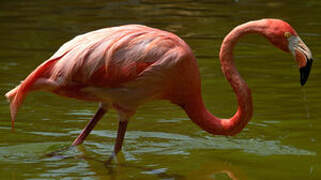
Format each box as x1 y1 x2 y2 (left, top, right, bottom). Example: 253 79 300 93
262 19 313 86
286 32 313 86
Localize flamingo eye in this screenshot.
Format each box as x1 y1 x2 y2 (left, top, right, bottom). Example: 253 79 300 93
284 32 292 39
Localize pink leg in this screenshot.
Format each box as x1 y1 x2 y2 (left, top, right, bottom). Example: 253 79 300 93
72 106 107 146
114 120 128 153
106 120 128 164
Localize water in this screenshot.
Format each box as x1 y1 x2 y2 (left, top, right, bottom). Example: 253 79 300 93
1 0 321 179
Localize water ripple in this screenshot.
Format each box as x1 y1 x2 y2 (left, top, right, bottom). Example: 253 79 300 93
70 130 316 156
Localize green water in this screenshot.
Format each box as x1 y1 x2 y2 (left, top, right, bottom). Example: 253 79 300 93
1 0 321 179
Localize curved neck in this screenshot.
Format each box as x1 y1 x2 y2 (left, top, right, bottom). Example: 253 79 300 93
184 20 268 135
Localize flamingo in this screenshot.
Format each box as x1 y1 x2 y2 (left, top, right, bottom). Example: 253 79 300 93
5 19 313 162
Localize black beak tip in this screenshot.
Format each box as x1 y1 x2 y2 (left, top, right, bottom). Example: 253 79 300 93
300 75 307 86
300 59 313 86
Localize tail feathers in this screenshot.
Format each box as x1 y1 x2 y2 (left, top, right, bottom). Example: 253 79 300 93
5 86 19 128
5 86 18 103
5 58 59 129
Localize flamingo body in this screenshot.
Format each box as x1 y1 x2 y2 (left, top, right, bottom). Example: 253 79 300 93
5 19 313 162
7 24 199 120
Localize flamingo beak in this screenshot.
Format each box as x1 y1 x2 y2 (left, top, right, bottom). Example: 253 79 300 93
299 55 312 86
290 37 313 86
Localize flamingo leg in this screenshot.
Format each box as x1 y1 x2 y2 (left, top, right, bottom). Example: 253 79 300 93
72 105 107 146
106 120 128 164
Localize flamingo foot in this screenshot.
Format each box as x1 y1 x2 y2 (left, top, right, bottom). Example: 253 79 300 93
44 145 74 158
105 120 128 166
105 152 117 165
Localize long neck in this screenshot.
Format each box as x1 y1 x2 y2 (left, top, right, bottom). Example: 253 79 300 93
184 20 267 135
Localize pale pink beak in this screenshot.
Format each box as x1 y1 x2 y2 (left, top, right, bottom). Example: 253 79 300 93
292 38 313 86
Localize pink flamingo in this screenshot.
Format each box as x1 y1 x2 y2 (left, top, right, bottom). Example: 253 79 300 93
5 19 312 162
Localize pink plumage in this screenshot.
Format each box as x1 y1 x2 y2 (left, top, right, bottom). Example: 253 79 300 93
5 19 312 163
6 24 194 126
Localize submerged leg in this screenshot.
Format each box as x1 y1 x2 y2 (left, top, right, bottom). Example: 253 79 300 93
114 120 128 154
106 120 129 164
72 104 108 146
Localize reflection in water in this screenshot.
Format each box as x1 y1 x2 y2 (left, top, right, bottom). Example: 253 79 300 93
66 145 243 180
187 161 245 180
0 129 315 178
